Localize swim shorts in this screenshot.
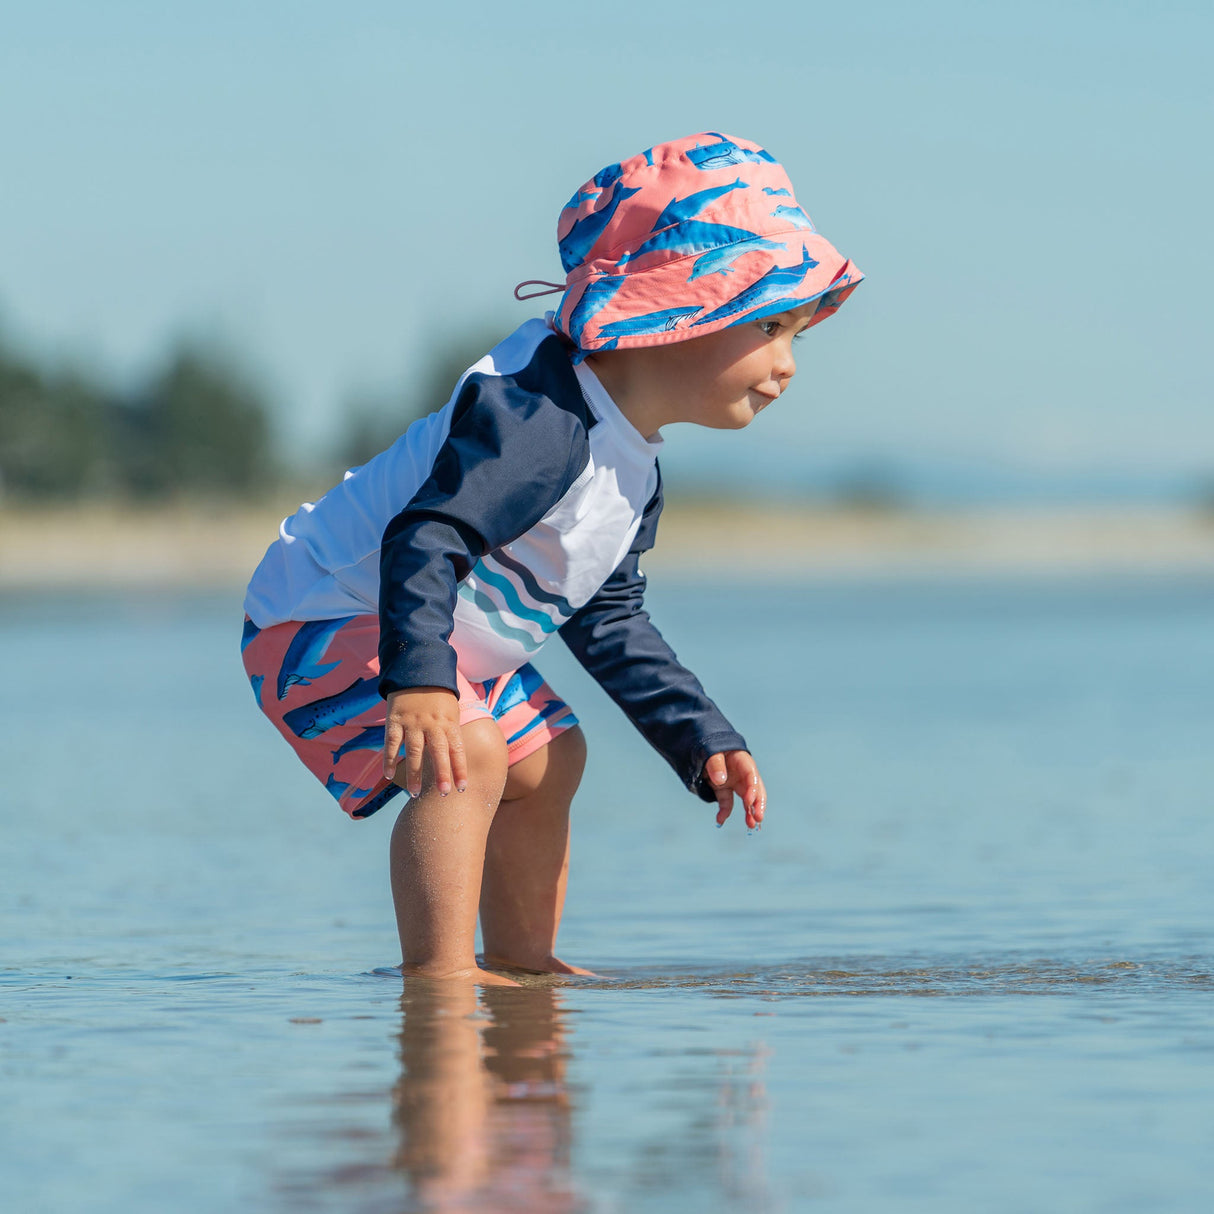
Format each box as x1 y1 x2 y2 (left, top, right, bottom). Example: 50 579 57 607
241 613 578 820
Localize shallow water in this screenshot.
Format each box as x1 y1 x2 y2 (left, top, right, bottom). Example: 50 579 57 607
3 574 1213 1211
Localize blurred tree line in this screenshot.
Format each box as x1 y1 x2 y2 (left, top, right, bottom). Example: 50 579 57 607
0 331 274 503
0 323 506 504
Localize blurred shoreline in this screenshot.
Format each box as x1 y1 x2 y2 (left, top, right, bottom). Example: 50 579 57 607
2 501 1212 593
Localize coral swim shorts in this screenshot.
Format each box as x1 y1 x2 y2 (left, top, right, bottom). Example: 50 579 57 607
240 614 578 819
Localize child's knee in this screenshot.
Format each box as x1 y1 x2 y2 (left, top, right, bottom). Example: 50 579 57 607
460 717 510 791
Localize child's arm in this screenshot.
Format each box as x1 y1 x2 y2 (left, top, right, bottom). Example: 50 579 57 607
560 472 761 820
374 354 592 781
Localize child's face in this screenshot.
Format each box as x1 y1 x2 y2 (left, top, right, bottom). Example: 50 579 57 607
586 301 820 436
667 303 818 430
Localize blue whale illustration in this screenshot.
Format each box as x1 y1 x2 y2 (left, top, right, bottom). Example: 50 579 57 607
691 247 818 327
566 273 626 345
505 696 570 747
562 188 598 210
559 181 642 271
489 664 548 716
351 783 405 819
689 235 787 279
763 187 791 197
331 724 387 764
277 616 353 700
283 677 381 739
650 177 748 232
241 617 261 652
619 221 762 264
686 134 777 171
326 773 375 802
593 162 623 189
596 305 702 341
770 205 814 231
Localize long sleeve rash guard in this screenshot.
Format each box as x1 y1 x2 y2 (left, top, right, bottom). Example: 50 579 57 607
244 317 747 800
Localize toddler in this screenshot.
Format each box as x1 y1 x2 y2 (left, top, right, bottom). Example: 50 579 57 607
242 132 862 983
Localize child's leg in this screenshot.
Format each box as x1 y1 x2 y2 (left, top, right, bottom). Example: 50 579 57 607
389 717 516 983
478 726 590 974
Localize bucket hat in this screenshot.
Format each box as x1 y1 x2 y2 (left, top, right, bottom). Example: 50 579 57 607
547 132 862 353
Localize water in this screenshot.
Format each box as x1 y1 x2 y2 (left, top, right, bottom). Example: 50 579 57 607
3 574 1213 1212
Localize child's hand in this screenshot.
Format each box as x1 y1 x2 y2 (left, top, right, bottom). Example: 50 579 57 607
704 751 767 830
382 687 467 798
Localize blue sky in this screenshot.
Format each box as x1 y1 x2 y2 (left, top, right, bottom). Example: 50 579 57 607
2 1 1210 497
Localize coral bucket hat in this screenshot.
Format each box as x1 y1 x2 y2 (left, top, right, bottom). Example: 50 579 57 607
548 132 863 353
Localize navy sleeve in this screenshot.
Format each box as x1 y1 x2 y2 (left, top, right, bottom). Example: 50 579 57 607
378 345 591 698
558 469 749 802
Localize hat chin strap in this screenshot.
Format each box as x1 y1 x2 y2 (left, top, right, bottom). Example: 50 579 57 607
513 279 565 301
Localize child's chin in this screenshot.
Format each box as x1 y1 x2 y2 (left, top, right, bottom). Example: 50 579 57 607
702 416 753 431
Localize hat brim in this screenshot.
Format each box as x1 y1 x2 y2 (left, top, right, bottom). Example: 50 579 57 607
555 229 863 353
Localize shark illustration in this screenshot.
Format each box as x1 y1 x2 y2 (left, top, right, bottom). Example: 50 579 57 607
596 305 702 341
650 177 748 232
282 677 382 739
566 273 626 345
770 205 814 231
249 674 265 707
691 247 818 327
689 235 787 279
619 221 762 264
686 134 777 171
762 187 792 197
331 724 387 764
241 617 261 652
276 616 353 700
559 181 642 271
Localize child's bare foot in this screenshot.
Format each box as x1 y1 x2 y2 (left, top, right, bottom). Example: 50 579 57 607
482 953 597 977
399 962 521 986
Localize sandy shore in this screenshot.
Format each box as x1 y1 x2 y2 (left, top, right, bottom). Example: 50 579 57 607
1 501 1212 591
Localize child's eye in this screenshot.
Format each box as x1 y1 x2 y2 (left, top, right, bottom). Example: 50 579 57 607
758 319 781 337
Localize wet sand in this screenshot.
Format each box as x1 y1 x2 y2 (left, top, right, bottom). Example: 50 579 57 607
1 500 1212 590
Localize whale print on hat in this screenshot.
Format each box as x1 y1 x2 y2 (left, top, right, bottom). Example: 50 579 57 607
552 132 863 353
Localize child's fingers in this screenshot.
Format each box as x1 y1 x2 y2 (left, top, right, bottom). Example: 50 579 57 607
446 724 468 794
714 786 733 826
425 729 454 796
742 769 766 829
751 788 767 827
402 726 426 797
382 720 404 780
706 753 732 825
743 782 759 829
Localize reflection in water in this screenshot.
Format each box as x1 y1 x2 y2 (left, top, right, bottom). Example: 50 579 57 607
391 983 582 1213
270 956 1214 1212
714 1044 774 1211
278 977 782 1213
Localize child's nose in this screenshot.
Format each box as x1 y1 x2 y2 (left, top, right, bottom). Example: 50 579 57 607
775 343 797 383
